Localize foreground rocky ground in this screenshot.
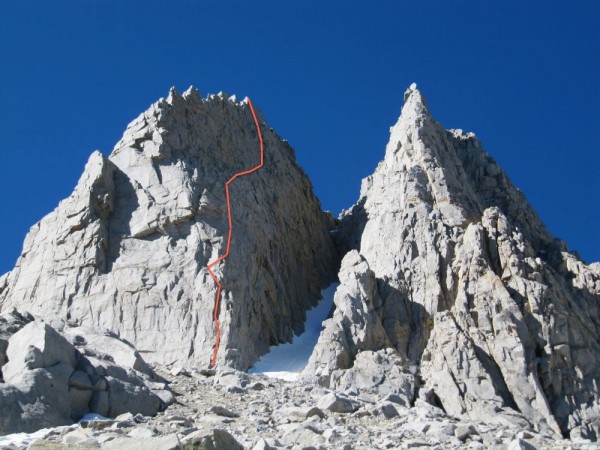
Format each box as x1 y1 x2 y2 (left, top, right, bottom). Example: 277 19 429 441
3 366 597 450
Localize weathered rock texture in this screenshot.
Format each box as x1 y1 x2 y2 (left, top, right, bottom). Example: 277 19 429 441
0 319 166 435
4 366 582 450
0 88 338 370
0 309 33 381
305 84 600 440
303 250 416 406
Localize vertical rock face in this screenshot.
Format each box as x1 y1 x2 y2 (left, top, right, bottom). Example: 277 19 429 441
305 84 600 439
0 87 338 370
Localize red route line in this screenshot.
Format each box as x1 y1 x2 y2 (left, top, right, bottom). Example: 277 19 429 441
207 97 264 368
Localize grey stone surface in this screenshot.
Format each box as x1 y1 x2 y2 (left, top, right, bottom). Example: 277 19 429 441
507 438 538 450
303 251 394 381
316 392 359 413
0 88 338 372
0 322 78 434
3 321 76 383
0 320 166 435
63 325 153 376
303 251 415 405
331 349 415 405
101 434 181 450
0 85 598 448
180 427 243 450
206 406 239 418
105 376 161 418
0 364 587 450
305 83 600 440
455 424 477 442
0 309 33 380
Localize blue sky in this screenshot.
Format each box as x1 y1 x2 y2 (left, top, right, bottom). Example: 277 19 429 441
0 1 598 275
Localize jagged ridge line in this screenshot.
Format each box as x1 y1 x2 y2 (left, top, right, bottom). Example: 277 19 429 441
207 98 264 368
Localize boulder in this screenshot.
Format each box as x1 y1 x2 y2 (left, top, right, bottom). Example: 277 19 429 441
0 319 165 435
316 392 359 414
507 438 538 450
303 252 416 403
206 406 239 418
105 376 161 418
3 321 77 383
454 424 478 442
63 326 153 376
0 322 79 433
102 434 182 450
370 401 399 419
330 349 415 405
280 424 325 447
303 251 394 382
0 309 33 379
180 427 243 450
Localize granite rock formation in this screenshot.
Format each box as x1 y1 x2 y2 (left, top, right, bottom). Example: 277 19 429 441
0 83 599 446
304 84 600 440
0 88 338 371
0 317 168 435
0 309 33 381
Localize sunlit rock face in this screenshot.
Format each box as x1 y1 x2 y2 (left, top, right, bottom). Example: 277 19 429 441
0 88 339 371
305 84 600 440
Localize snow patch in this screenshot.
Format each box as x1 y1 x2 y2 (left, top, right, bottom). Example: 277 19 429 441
0 414 112 447
0 424 75 448
249 283 338 381
80 412 111 421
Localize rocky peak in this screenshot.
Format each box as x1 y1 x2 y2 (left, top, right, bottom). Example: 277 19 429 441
0 88 339 371
1 84 599 445
398 82 431 127
385 83 432 160
307 84 600 440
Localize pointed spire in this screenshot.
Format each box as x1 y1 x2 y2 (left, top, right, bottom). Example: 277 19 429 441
182 86 201 103
166 86 182 105
384 83 434 158
402 82 430 117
